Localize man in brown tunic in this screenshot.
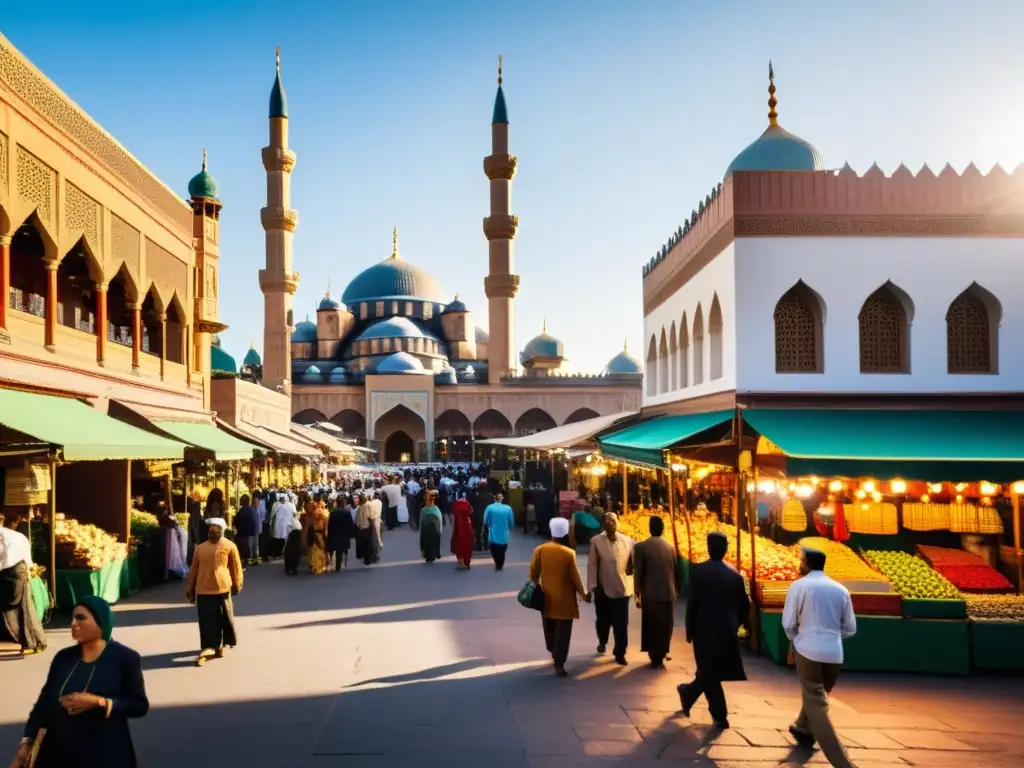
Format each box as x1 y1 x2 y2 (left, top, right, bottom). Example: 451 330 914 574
186 517 243 666
633 515 677 668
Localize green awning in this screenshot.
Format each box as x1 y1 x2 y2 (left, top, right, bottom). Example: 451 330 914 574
0 389 185 461
744 409 1024 482
151 420 258 461
598 410 734 467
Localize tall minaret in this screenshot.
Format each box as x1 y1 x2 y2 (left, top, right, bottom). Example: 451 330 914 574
482 55 520 384
258 46 300 393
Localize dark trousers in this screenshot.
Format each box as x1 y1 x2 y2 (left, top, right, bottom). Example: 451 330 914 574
196 592 237 651
542 617 573 668
489 542 508 570
409 499 421 531
594 591 630 657
679 671 727 723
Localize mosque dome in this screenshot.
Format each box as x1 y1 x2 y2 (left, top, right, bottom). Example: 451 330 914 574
522 323 564 361
318 294 341 311
355 316 439 343
443 295 468 314
300 365 323 383
329 366 349 384
210 344 237 373
187 149 219 200
291 319 317 343
724 64 824 179
376 352 426 374
604 344 642 375
475 327 489 343
243 345 262 367
341 228 444 304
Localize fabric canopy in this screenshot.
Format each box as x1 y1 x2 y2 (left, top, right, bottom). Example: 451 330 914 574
598 410 734 467
744 408 1024 483
0 388 185 461
152 420 258 461
238 422 321 458
477 411 639 450
290 423 354 455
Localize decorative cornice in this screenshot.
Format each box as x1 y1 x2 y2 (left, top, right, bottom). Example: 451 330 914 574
483 214 519 241
262 146 296 174
484 273 520 299
260 206 299 233
484 154 517 181
734 215 1024 237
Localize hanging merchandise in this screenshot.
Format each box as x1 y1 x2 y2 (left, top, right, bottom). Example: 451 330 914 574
780 498 808 532
833 501 850 542
845 502 898 535
948 502 1004 535
903 502 952 532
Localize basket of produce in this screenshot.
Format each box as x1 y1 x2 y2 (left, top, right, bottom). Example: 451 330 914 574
53 513 128 570
965 594 1024 622
850 591 903 616
780 499 808 532
797 537 889 584
862 550 967 618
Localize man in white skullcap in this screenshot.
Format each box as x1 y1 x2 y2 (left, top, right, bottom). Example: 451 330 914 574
528 515 589 677
186 517 243 666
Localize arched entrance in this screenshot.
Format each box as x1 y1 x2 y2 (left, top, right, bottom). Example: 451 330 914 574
374 404 426 462
384 431 414 463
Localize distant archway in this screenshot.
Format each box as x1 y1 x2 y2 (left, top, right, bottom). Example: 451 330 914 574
384 431 414 463
330 409 366 438
435 409 472 437
515 408 557 436
294 408 328 425
473 409 513 438
564 407 600 425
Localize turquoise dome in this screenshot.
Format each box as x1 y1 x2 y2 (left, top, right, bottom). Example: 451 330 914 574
300 365 323 383
243 346 262 367
355 317 438 342
291 320 317 343
725 124 825 178
376 352 426 374
319 295 341 311
329 366 349 384
604 349 642 375
210 344 237 373
342 256 444 304
522 331 564 361
188 150 219 200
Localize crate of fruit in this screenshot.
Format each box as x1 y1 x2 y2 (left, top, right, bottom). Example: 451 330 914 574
850 591 903 616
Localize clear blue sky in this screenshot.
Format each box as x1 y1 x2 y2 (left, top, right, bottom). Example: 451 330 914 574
5 1 1022 372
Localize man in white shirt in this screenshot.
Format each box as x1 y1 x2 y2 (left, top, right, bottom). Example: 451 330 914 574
381 476 403 531
782 547 858 768
368 491 385 547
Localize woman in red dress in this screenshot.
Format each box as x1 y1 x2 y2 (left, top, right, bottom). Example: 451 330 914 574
450 492 475 570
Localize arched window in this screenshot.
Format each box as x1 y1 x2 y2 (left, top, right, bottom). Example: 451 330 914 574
947 284 999 374
679 312 689 388
658 329 669 393
709 294 723 381
692 305 704 385
645 336 657 396
859 282 911 373
774 281 824 373
668 323 678 391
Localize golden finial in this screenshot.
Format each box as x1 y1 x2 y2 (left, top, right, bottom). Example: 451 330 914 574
454 292 460 301
325 277 331 298
542 316 547 334
623 336 628 352
498 54 503 86
202 147 208 171
249 337 255 349
391 226 399 260
276 46 281 72
767 59 779 128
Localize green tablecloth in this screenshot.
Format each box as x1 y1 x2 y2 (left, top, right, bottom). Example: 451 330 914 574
970 621 1024 670
30 575 50 620
55 558 126 612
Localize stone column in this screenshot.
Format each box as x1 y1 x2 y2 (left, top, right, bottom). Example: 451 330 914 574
95 284 107 366
131 304 141 370
0 235 10 330
44 261 58 351
159 312 167 380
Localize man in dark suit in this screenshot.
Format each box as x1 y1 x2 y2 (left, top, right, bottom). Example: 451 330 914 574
677 531 750 729
633 515 678 668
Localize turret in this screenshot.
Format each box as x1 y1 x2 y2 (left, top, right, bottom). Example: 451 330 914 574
316 281 353 359
441 294 477 361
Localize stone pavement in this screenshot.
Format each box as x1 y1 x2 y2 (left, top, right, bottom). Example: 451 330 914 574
3 527 1024 766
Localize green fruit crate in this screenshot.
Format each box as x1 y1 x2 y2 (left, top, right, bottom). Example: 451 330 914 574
901 598 968 620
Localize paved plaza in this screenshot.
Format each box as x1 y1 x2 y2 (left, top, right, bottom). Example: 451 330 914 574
3 529 1024 767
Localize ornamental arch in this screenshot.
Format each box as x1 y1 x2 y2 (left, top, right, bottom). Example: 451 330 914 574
515 407 557 436
564 407 600 425
293 408 328 424
330 408 367 438
473 408 513 437
645 336 657 396
946 282 1001 374
773 280 825 374
435 409 472 437
859 281 913 373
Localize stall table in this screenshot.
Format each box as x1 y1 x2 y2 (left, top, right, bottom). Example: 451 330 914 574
55 558 126 611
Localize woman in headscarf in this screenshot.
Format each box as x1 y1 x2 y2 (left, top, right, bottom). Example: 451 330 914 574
12 596 148 767
282 506 303 577
307 497 329 576
419 490 443 563
450 491 475 570
354 493 380 566
327 493 355 572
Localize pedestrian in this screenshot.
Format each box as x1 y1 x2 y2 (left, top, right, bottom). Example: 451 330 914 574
419 490 443 563
407 475 422 531
677 531 750 729
327 494 355 572
307 499 329 575
483 492 516 571
368 490 384 547
11 596 148 768
633 515 677 668
186 517 243 666
0 513 46 655
450 492 475 570
381 475 403 531
471 486 492 551
282 512 303 576
586 512 635 665
529 517 590 677
271 492 296 559
355 493 381 566
782 547 858 767
234 494 261 566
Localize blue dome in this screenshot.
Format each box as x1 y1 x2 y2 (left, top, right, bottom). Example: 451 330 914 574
604 350 642 375
342 257 444 304
443 296 467 313
725 124 825 178
301 365 323 383
376 352 426 374
243 346 262 367
319 295 341 311
329 366 349 384
435 367 458 385
291 320 317 343
210 344 237 373
355 316 438 342
522 332 564 361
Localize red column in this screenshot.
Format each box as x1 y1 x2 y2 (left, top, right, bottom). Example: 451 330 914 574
0 235 10 330
44 262 58 351
95 285 107 365
131 305 141 369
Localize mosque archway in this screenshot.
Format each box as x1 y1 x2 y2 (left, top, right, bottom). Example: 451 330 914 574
564 407 600 425
56 238 103 335
294 408 328 425
515 408 557 436
330 409 366 438
384 431 415 463
375 404 426 462
435 409 472 437
473 409 513 438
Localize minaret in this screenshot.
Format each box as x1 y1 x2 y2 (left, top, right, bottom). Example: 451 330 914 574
482 55 520 384
258 46 300 393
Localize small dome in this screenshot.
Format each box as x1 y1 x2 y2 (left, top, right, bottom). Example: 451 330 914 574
188 149 219 200
301 365 323 383
522 323 564 361
243 346 262 367
291 319 317 343
443 295 467 313
342 229 444 304
475 327 489 343
210 344 237 373
329 366 349 384
604 349 642 375
355 316 439 342
319 295 341 311
435 367 458 385
376 352 426 374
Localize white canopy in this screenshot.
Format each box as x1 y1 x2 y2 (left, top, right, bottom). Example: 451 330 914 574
477 411 638 450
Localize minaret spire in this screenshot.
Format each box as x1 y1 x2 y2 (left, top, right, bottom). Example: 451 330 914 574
391 226 399 260
767 59 779 128
202 147 208 171
623 336 628 352
498 54 503 86
542 316 547 334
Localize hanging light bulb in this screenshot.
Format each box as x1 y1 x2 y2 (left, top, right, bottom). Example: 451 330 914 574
855 489 867 500
1014 481 1024 495
955 494 964 503
921 494 930 503
890 479 907 494
828 480 844 493
862 480 876 493
980 482 997 496
796 484 814 499
928 483 943 494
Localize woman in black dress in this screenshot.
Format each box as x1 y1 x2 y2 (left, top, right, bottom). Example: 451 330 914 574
12 595 149 767
327 493 355 572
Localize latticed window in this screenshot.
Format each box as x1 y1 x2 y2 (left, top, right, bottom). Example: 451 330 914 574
859 288 907 373
774 289 820 373
947 292 992 373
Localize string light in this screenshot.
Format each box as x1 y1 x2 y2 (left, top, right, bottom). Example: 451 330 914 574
980 482 997 496
928 483 944 493
921 493 930 503
890 479 907 494
862 481 876 493
1014 482 1024 495
828 480 844 493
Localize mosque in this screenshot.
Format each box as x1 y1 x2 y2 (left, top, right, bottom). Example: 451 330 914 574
206 53 643 462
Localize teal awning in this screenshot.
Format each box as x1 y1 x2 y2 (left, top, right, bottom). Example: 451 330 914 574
744 409 1024 482
0 389 185 461
598 410 734 467
152 420 258 461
